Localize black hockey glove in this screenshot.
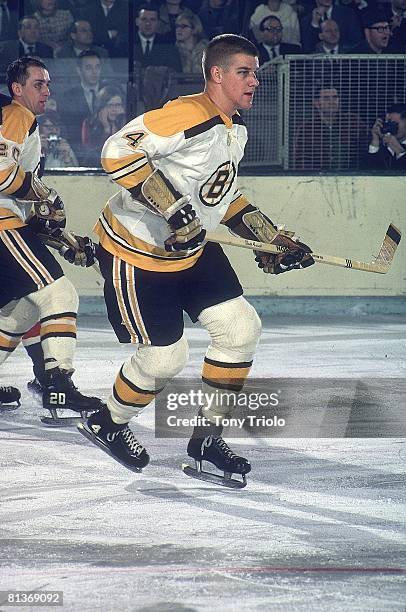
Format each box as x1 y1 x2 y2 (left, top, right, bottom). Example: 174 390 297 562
255 234 314 274
164 203 206 253
59 235 97 267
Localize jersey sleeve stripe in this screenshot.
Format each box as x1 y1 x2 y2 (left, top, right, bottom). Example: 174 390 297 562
221 193 251 224
103 157 151 189
0 165 25 195
103 152 147 174
7 169 31 198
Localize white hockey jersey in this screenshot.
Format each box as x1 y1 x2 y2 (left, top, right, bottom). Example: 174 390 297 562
0 97 41 230
96 93 251 272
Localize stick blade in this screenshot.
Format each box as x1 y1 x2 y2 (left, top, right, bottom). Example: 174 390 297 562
373 223 401 273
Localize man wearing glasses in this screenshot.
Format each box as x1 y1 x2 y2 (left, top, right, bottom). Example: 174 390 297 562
257 15 301 64
349 10 397 53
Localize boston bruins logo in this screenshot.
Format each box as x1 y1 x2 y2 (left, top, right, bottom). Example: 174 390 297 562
199 161 236 207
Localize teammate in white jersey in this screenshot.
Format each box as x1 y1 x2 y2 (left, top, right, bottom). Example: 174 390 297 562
0 57 101 422
78 35 314 487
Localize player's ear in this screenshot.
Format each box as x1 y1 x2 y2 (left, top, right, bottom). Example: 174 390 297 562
210 65 222 84
11 82 22 97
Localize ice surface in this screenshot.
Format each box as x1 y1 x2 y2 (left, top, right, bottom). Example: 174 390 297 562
1 315 405 611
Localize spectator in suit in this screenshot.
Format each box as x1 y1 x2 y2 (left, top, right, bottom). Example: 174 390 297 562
366 103 406 169
133 4 182 71
198 0 240 40
381 0 406 52
313 18 347 53
78 0 128 57
293 85 368 170
256 15 301 63
249 0 301 46
81 84 125 166
0 15 53 72
17 15 54 58
0 0 18 42
56 19 110 58
175 8 209 73
58 50 104 161
349 9 396 52
300 0 361 52
34 0 74 53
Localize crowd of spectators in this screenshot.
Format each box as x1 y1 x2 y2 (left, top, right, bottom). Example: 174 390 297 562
0 0 404 169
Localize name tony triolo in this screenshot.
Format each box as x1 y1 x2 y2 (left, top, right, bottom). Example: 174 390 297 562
166 414 286 429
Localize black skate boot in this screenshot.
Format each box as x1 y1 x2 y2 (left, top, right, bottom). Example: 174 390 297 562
41 367 103 426
77 406 150 473
27 377 44 397
0 386 21 409
183 435 251 489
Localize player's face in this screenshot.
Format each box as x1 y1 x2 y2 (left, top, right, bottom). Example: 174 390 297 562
13 66 50 115
217 53 259 115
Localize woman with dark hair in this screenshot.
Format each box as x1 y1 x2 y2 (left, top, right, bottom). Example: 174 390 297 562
81 85 125 166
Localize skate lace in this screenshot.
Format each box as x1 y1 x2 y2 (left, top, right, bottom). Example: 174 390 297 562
0 386 13 392
214 437 238 460
121 427 144 456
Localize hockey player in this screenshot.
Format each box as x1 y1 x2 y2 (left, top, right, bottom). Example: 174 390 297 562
0 57 101 423
78 34 314 487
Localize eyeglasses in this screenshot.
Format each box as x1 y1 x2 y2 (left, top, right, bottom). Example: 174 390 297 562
175 24 192 29
368 25 390 32
262 26 283 33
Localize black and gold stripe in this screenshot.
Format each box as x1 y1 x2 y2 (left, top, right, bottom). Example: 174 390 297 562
202 356 253 391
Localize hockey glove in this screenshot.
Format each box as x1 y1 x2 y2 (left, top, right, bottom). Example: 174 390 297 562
59 235 97 267
139 168 206 253
164 203 206 253
226 207 314 275
255 232 314 274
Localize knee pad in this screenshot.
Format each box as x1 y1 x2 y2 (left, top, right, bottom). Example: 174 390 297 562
0 298 39 364
199 296 261 363
25 276 79 372
26 276 79 317
108 336 189 423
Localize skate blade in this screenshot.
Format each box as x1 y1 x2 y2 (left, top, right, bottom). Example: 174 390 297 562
0 403 20 412
77 422 143 473
182 463 247 489
40 415 84 427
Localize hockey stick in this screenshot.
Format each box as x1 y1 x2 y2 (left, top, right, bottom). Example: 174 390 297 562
206 223 401 274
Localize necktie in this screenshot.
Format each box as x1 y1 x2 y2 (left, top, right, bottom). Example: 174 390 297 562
27 45 35 55
89 89 96 112
271 47 277 59
145 39 151 56
330 49 335 54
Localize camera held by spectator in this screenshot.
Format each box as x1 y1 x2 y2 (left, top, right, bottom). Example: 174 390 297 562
367 103 406 169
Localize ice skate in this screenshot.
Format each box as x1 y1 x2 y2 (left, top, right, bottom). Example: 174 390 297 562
41 367 103 426
77 406 150 472
0 386 21 410
27 377 44 397
183 435 251 489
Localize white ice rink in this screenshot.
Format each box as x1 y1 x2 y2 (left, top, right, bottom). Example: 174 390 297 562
1 314 405 611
